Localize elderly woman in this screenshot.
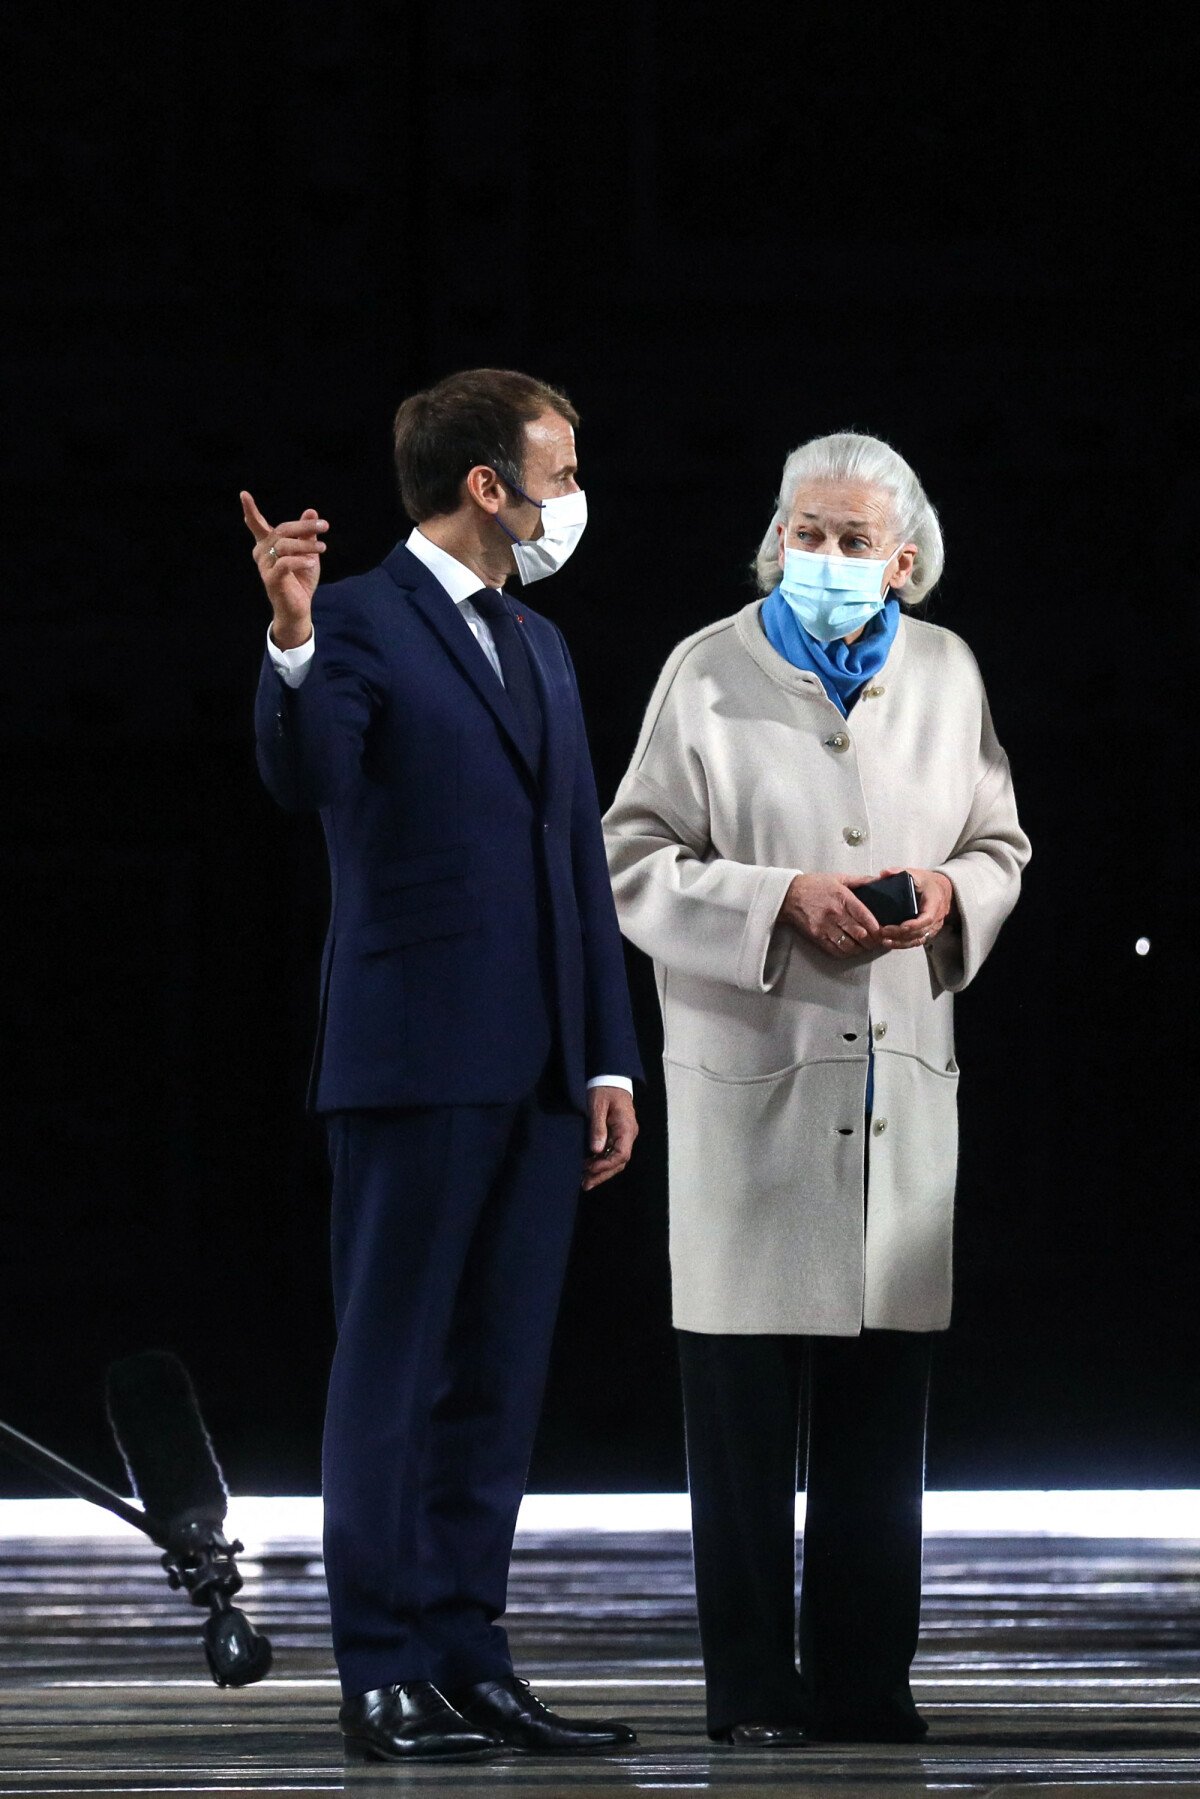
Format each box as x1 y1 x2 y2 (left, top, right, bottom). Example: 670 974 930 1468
603 433 1029 1747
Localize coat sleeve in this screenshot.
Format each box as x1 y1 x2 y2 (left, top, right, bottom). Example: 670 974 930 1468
557 629 644 1083
602 640 800 993
254 586 389 813
927 686 1031 994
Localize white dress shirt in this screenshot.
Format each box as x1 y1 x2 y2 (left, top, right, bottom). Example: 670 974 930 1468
266 528 631 1097
267 528 505 687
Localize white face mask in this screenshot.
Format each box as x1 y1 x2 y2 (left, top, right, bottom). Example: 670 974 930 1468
779 541 905 644
497 479 588 584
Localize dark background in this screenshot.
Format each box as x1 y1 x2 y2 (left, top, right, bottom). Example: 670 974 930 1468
4 3 1196 1498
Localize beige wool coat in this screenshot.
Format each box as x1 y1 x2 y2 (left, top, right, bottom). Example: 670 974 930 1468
603 600 1030 1335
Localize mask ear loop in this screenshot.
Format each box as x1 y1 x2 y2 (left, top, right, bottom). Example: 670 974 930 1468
885 539 914 595
488 463 544 545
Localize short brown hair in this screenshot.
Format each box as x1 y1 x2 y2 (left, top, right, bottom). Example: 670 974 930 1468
392 368 580 521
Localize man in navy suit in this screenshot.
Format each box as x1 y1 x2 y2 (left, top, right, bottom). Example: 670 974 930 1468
244 368 642 1764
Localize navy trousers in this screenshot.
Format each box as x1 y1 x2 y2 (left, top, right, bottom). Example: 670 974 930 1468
322 1083 587 1700
677 1328 932 1738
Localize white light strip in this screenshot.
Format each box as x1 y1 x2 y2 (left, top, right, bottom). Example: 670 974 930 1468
0 1491 1197 1544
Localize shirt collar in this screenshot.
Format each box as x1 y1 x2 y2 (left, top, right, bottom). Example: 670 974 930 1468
406 527 492 608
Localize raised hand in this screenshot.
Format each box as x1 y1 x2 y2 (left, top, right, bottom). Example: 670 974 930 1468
240 491 329 650
777 873 883 961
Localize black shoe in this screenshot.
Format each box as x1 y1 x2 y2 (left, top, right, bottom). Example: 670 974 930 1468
339 1682 500 1762
716 1721 808 1748
448 1675 636 1754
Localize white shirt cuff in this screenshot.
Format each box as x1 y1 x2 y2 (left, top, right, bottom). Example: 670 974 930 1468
268 625 316 688
587 1075 634 1094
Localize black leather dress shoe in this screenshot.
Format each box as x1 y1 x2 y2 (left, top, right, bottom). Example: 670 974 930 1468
716 1721 808 1747
339 1682 499 1761
449 1675 636 1754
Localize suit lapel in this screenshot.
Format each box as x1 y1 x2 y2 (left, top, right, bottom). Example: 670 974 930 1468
383 544 538 785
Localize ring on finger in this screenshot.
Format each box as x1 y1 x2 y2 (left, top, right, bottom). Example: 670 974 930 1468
267 544 279 564
836 931 848 946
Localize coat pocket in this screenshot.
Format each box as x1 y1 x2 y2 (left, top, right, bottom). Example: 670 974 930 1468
355 898 480 954
372 845 471 907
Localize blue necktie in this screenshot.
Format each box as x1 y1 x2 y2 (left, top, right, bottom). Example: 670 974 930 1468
472 587 543 772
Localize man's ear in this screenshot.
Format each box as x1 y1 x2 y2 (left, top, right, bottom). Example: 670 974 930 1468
464 464 505 514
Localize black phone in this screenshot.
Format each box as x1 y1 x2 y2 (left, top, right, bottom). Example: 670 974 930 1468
855 871 919 926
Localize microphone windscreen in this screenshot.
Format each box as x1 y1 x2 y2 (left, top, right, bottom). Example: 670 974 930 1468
106 1352 227 1533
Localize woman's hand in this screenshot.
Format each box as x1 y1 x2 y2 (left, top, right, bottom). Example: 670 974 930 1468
870 867 956 951
778 874 883 961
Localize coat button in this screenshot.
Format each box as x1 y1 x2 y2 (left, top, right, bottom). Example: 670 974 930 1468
543 822 549 832
873 1022 887 1041
843 826 866 846
823 732 850 752
872 1117 888 1136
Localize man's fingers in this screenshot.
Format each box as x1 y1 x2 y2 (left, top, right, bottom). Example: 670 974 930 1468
582 1149 632 1191
586 1121 636 1162
588 1095 610 1153
612 1118 638 1159
242 492 329 549
586 1144 632 1172
260 535 327 562
583 1105 637 1189
268 555 321 572
240 490 272 542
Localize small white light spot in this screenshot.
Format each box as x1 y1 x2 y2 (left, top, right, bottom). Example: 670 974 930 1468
1135 937 1151 956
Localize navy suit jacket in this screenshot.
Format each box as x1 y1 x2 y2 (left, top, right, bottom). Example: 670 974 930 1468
255 542 642 1114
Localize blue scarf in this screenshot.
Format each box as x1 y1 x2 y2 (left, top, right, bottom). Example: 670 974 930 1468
761 586 900 716
761 584 900 1116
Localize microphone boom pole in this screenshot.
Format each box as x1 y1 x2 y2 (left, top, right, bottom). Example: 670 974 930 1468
0 1416 165 1538
0 1354 273 1687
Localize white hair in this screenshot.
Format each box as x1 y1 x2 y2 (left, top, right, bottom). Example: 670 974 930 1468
753 431 945 605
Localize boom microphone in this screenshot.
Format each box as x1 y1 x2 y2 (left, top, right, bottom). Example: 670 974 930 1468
105 1351 272 1686
106 1351 227 1538
0 1351 272 1686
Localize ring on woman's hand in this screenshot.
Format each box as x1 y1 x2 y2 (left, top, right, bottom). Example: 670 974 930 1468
267 544 279 564
836 931 848 946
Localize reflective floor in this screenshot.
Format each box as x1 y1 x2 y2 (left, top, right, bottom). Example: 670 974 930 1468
3 1529 1200 1793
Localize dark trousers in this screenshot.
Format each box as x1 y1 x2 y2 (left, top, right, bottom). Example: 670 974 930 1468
677 1327 933 1737
322 1084 587 1700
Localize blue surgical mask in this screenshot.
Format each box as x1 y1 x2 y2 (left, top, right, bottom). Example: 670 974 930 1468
779 542 904 644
